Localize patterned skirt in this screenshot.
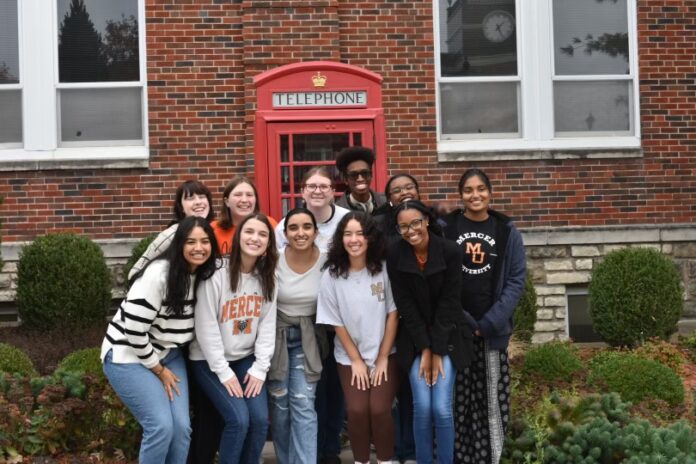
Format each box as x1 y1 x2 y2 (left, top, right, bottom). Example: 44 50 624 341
453 338 511 464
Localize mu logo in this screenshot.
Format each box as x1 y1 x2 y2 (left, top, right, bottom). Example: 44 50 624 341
465 242 486 264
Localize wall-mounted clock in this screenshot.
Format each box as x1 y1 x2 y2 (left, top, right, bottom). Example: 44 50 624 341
482 10 515 43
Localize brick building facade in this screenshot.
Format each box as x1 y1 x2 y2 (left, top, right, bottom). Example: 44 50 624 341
1 1 695 337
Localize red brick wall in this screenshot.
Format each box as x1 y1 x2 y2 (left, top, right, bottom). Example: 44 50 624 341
1 0 695 242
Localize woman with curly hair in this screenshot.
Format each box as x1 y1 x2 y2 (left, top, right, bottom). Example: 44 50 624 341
316 212 399 464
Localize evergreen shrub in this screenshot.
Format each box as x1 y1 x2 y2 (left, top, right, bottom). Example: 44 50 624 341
122 234 156 285
16 233 111 330
588 247 682 347
589 352 684 406
0 343 37 377
522 341 583 381
633 337 686 374
57 347 104 381
513 275 537 342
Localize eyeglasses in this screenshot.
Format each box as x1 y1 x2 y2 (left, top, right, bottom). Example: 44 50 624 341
396 217 426 235
389 183 417 195
346 169 372 180
304 183 332 193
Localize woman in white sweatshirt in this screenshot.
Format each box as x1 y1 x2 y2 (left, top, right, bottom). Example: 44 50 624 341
189 213 279 464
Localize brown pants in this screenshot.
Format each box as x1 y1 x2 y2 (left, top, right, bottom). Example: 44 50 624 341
337 356 400 462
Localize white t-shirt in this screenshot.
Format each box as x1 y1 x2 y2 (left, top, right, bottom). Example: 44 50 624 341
316 265 396 368
275 205 350 252
276 250 328 318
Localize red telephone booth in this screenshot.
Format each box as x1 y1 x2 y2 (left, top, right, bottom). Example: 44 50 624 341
253 61 386 219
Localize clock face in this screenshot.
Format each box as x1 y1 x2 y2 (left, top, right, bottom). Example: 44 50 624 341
482 10 515 43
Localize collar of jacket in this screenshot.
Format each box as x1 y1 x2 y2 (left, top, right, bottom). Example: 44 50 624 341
393 233 448 276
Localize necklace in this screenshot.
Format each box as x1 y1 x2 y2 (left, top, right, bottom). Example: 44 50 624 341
415 252 427 266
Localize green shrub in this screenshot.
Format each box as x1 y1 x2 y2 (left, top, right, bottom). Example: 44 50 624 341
589 247 682 347
0 343 37 377
633 337 686 374
16 233 111 330
123 234 156 285
522 341 583 381
589 352 684 407
513 275 538 342
57 347 104 382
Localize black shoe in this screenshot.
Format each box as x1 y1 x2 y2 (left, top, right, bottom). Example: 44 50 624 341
321 455 341 464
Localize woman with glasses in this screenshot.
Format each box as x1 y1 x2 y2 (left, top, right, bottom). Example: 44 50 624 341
274 166 350 252
386 200 474 464
374 174 421 238
442 169 526 464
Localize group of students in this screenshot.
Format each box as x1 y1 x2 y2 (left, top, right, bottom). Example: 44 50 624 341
100 146 527 464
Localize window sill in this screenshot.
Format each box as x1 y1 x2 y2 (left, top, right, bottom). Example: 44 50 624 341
0 146 149 171
437 137 643 162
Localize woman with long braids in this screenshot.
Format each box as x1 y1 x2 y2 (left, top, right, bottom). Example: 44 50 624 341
189 214 279 464
442 169 526 464
101 216 219 463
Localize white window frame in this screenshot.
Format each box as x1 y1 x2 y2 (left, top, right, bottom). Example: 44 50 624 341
0 0 148 163
433 0 641 155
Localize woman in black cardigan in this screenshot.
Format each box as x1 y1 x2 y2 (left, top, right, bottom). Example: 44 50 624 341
386 200 474 464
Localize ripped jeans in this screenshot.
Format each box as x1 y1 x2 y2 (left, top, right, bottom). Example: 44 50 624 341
268 326 318 464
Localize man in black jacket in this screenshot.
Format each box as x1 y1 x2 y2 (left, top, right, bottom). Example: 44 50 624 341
335 146 386 214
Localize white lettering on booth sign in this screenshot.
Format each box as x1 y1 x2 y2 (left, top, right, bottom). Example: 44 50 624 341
272 91 367 108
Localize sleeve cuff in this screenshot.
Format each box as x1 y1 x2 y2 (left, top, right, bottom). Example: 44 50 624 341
478 318 494 338
216 367 235 384
248 364 268 381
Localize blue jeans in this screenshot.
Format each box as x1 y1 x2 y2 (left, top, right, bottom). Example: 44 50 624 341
268 326 318 464
103 348 191 464
315 331 345 459
409 354 456 464
190 355 268 464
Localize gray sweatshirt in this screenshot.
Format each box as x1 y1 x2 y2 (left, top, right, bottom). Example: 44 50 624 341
189 260 277 383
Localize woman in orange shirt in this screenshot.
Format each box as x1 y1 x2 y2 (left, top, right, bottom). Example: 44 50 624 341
212 177 278 256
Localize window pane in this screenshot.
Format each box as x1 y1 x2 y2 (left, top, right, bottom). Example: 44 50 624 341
57 0 139 82
0 90 22 143
60 88 142 142
553 0 629 76
439 0 517 77
293 133 349 162
554 81 631 134
568 290 602 343
440 82 519 136
0 0 19 84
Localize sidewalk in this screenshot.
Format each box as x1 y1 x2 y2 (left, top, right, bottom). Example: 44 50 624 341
261 440 368 463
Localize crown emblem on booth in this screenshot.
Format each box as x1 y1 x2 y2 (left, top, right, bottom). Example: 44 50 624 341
312 72 327 87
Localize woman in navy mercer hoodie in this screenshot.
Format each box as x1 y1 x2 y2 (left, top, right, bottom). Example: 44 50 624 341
442 169 527 464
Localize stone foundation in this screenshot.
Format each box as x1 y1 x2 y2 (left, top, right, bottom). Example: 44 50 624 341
2 225 696 340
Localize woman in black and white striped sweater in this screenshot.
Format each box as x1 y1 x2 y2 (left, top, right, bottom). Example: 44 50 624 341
101 216 220 464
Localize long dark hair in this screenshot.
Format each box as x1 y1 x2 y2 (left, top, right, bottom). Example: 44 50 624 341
324 211 384 278
218 177 260 230
156 216 220 315
228 214 278 302
392 200 442 237
172 180 214 223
